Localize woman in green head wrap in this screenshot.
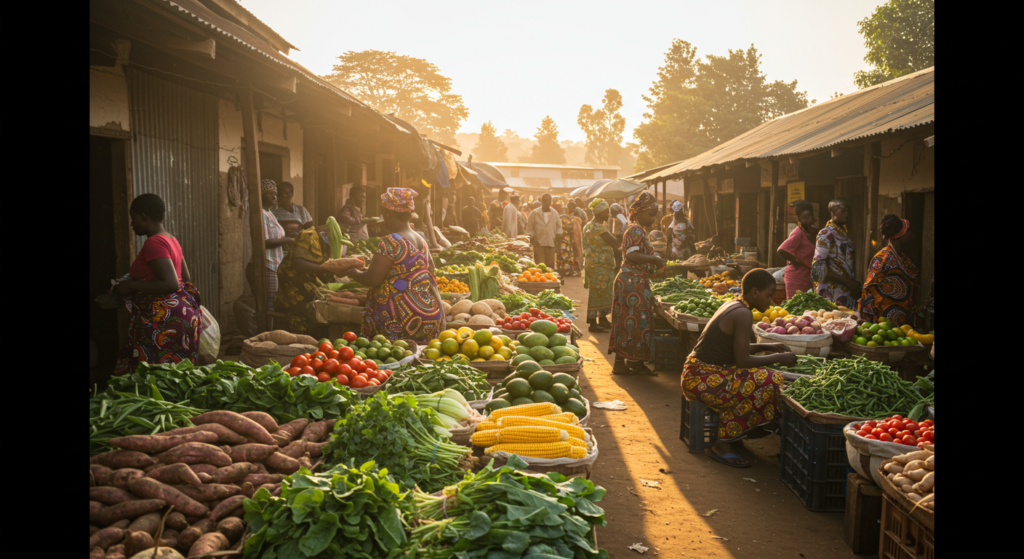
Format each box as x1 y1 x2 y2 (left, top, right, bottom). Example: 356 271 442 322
582 199 620 332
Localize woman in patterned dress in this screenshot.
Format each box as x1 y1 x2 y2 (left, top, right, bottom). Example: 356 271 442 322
681 269 797 468
810 198 861 307
554 203 581 277
274 226 333 336
858 215 919 326
349 188 445 343
608 191 665 375
582 199 620 333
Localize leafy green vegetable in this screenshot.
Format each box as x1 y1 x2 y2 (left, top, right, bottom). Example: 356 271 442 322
781 289 837 315
89 391 205 455
498 290 576 317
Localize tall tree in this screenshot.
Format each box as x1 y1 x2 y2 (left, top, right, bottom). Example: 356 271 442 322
632 40 808 172
522 116 566 165
854 0 934 88
323 50 469 146
578 89 629 167
472 121 509 162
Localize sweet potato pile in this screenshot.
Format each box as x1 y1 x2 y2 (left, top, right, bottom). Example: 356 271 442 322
89 410 333 558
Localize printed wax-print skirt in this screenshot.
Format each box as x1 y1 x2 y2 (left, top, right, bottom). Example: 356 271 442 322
608 266 653 360
585 265 615 321
681 354 783 440
115 282 203 376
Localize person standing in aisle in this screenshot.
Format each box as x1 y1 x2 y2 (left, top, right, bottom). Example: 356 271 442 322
526 192 562 269
610 203 627 235
502 192 523 238
811 197 861 307
776 199 818 298
583 199 620 332
858 214 919 326
666 200 696 261
568 199 588 223
462 196 483 234
338 186 369 242
246 179 293 315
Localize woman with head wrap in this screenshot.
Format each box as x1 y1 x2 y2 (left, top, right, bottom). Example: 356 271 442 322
608 191 666 374
776 200 818 298
667 200 696 261
857 215 919 326
554 201 581 277
583 199 620 332
810 197 861 307
348 188 445 342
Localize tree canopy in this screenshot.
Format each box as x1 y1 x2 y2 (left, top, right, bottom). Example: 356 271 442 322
632 40 808 172
521 116 566 165
323 50 469 146
472 122 509 162
854 0 934 88
578 89 631 168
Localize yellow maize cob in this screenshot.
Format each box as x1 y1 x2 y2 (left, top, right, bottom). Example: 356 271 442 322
537 412 578 424
470 429 499 447
567 436 586 448
485 441 574 458
496 426 567 444
568 446 587 459
476 421 498 431
489 402 561 419
496 416 585 440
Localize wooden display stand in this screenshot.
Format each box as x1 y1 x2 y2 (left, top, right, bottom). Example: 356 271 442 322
844 472 882 555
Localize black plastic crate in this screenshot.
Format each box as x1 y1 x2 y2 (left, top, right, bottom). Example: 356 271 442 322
652 335 684 372
679 394 719 453
778 399 849 512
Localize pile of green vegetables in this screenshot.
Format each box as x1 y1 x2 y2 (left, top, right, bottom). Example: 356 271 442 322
384 361 491 401
497 291 576 319
784 357 931 420
773 355 828 376
781 289 837 315
350 237 382 257
468 264 502 301
651 276 705 295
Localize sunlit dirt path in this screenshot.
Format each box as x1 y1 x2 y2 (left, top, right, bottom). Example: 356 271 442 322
562 276 865 558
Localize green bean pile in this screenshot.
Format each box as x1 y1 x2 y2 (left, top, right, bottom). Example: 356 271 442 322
89 393 205 455
784 357 924 418
774 355 828 375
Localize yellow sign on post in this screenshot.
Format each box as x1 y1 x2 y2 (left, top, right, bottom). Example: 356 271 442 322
787 181 805 204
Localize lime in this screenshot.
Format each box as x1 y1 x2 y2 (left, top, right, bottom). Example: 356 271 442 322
355 351 367 360
869 324 880 334
866 341 878 347
424 348 442 360
393 340 409 350
373 334 388 344
885 330 898 341
377 348 392 360
319 338 330 346
901 338 915 346
892 328 905 338
370 341 382 349
441 338 460 355
355 337 370 348
365 348 378 358
871 334 884 344
855 336 868 345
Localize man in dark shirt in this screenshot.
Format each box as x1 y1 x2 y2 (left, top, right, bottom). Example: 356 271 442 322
462 196 483 234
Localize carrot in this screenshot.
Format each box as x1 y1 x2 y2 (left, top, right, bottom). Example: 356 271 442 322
90 450 157 470
281 440 307 459
155 442 232 467
242 473 284 486
240 481 255 498
188 531 229 556
127 512 162 535
90 527 125 550
91 487 139 506
210 495 246 522
228 443 279 464
166 511 189 532
264 452 301 474
146 463 203 488
123 531 154 557
187 464 218 476
300 419 333 442
172 483 240 502
190 410 276 445
306 440 330 459
216 517 246 544
211 462 252 484
241 411 279 433
128 477 209 517
176 518 214 553
92 499 167 526
107 431 219 454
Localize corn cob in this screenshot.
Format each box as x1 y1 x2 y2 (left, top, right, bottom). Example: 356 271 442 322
496 416 585 440
489 402 561 419
485 441 575 458
568 446 587 459
476 421 498 431
496 426 567 444
539 412 579 424
470 429 499 447
567 436 586 448
326 216 343 259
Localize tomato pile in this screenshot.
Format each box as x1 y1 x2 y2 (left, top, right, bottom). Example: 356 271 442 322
851 415 934 448
496 308 573 333
286 331 392 389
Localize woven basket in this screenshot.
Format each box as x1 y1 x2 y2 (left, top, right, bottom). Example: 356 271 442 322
843 339 925 363
753 324 833 357
779 394 870 425
877 457 935 531
313 300 364 324
541 354 583 374
483 427 597 477
240 331 319 368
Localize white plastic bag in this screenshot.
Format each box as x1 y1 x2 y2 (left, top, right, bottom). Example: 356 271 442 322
197 305 221 365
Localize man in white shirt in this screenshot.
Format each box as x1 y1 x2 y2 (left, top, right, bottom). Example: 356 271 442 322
502 193 523 238
526 193 562 268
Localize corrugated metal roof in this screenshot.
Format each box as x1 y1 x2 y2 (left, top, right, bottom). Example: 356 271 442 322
505 177 595 191
486 162 621 171
638 67 934 182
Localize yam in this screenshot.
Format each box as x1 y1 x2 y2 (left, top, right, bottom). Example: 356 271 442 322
91 528 125 552
470 301 493 316
242 473 284 486
166 512 189 532
901 483 917 494
123 531 154 557
240 481 255 498
91 547 106 559
893 450 931 464
156 424 248 446
102 468 145 490
107 431 218 454
924 454 934 471
216 517 245 544
196 472 213 484
441 300 452 315
454 313 471 322
211 462 251 484
189 410 276 445
264 452 301 474
306 440 329 459
228 443 279 464
92 525 101 537
92 464 113 483
219 445 232 455
916 471 934 493
210 495 246 522
907 468 928 482
892 475 913 488
256 483 281 495
143 463 167 474
106 545 126 559
300 419 332 442
276 417 311 439
155 443 232 467
240 411 279 433
109 544 126 555
186 464 218 476
450 299 473 315
919 493 934 506
272 485 282 497
91 487 139 506
480 299 506 313
93 500 167 526
298 453 313 470
176 519 214 553
188 532 229 557
146 463 202 488
281 440 307 459
225 508 245 519
111 520 132 530
128 478 209 517
171 483 239 503
883 462 904 474
249 462 269 475
91 450 158 470
91 500 105 522
127 512 162 535
903 460 925 473
264 330 298 345
321 257 365 276
157 538 179 551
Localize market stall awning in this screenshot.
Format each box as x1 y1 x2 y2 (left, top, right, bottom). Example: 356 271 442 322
457 161 508 188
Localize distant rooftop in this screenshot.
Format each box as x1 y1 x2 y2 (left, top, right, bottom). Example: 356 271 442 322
482 162 620 171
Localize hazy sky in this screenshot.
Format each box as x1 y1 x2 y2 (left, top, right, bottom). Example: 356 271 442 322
241 0 882 143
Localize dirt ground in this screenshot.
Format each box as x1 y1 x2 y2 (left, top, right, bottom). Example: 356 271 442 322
561 276 871 559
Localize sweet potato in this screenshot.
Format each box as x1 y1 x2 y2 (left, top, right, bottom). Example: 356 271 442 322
123 531 154 557
127 512 162 535
219 445 232 455
272 485 282 496
187 464 218 476
143 462 167 473
228 443 279 464
155 443 232 467
298 453 313 470
93 499 167 526
91 486 140 506
91 525 101 537
166 512 189 532
249 462 269 475
275 418 309 441
104 550 126 559
158 529 180 548
155 424 248 445
196 472 213 483
146 463 203 488
271 430 295 447
264 452 301 474
188 531 229 556
243 473 284 486
280 440 307 459
90 546 106 559
300 419 332 442
172 483 240 502
225 508 246 519
128 477 209 517
216 517 246 544
108 544 125 555
102 468 145 489
91 464 112 485
176 518 214 553
211 462 251 484
207 498 223 511
210 495 246 522
306 440 330 459
108 431 219 454
190 410 276 445
240 481 255 498
241 411 279 433
257 483 281 495
91 450 158 469
111 520 132 530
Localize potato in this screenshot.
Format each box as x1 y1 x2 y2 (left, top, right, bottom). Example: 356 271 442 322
281 440 307 459
300 419 333 443
155 443 232 467
176 519 214 553
906 493 922 502
228 443 279 463
883 462 904 474
240 481 255 498
211 462 251 484
197 472 213 483
907 468 928 482
450 299 473 315
146 463 203 488
892 475 913 487
893 450 931 464
924 454 934 471
156 424 248 446
264 452 301 474
128 547 183 559
903 460 925 473
172 483 240 503
91 487 139 506
91 546 106 559
916 471 934 493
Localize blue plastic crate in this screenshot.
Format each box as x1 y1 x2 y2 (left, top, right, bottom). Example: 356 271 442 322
652 336 684 372
778 399 849 512
679 394 719 453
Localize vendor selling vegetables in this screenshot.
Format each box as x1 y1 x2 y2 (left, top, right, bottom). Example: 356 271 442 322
681 269 797 468
857 214 919 327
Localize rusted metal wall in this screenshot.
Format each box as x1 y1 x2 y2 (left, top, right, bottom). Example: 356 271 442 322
127 68 220 317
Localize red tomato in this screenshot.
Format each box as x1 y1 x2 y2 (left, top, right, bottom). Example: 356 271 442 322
338 346 354 360
323 359 340 374
287 366 301 377
350 375 368 388
540 313 550 319
864 434 878 440
904 422 919 432
336 374 350 385
328 350 340 361
916 442 926 448
887 428 900 437
897 430 911 439
893 439 906 445
382 369 393 378
353 360 367 373
338 364 354 377
303 353 312 360
367 378 380 386
913 430 922 438
342 331 358 342
311 351 327 361
879 433 893 442
317 372 331 383
864 420 877 428
365 360 378 371
291 355 310 369
921 431 934 443
529 308 539 316
892 415 903 420
891 420 905 431
902 435 916 445
310 359 324 373
520 312 529 320
856 430 870 438
318 342 334 354
871 428 884 436
300 366 315 377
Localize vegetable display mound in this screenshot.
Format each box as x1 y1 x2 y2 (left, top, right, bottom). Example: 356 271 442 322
407 455 608 559
780 289 837 315
773 355 827 375
497 290 576 319
324 393 473 493
384 361 491 400
784 357 928 419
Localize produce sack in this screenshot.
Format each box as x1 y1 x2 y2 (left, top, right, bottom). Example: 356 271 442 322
486 427 599 470
752 324 832 358
821 317 858 343
843 420 909 487
240 330 319 368
197 306 220 365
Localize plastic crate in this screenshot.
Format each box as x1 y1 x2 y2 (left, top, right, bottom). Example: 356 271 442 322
679 394 719 453
880 493 934 559
652 335 684 372
778 399 849 512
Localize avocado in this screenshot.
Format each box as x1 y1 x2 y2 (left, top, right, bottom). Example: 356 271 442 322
547 383 569 404
562 398 587 418
506 378 533 399
485 399 511 413
552 373 576 389
528 370 554 390
548 333 567 347
511 397 535 407
524 333 550 348
529 319 558 337
531 389 556 404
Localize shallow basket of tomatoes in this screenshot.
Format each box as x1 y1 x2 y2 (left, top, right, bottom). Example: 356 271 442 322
843 415 934 487
495 309 574 335
282 337 411 398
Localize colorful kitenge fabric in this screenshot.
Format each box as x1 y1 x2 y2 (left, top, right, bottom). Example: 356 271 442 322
858 241 919 326
275 228 330 334
608 223 664 360
681 354 784 440
115 282 203 375
670 218 695 260
556 214 582 276
571 216 584 274
628 191 658 222
381 187 417 212
811 220 857 307
583 221 616 321
361 234 444 343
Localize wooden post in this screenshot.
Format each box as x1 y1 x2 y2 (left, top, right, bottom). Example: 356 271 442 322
768 160 779 267
239 87 268 332
865 142 881 269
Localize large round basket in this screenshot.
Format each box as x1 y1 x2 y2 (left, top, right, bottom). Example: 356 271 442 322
753 324 833 357
240 331 319 368
843 339 925 363
481 427 598 478
516 280 561 294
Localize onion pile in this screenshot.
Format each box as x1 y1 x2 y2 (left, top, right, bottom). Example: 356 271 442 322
755 314 824 336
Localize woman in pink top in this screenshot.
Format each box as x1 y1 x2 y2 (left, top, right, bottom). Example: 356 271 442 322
113 193 203 375
776 200 818 298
